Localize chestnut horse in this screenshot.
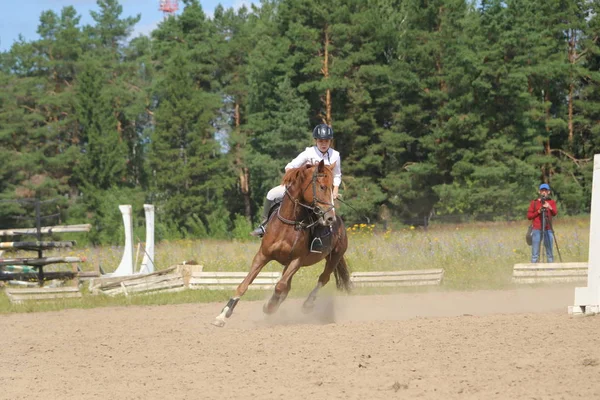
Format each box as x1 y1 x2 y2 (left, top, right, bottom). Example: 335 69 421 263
213 160 351 327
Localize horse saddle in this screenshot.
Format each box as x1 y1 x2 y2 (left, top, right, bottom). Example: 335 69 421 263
266 201 281 225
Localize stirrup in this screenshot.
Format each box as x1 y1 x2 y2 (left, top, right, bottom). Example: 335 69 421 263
250 225 265 238
310 237 323 253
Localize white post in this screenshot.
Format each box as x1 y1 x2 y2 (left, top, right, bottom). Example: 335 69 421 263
569 154 600 314
139 204 155 274
112 205 134 276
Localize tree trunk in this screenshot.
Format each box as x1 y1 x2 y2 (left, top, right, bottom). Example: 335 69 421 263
321 26 332 126
436 6 447 94
543 86 552 182
234 102 252 222
568 28 576 144
544 87 551 157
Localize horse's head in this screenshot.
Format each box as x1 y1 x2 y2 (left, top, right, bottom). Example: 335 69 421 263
282 160 336 226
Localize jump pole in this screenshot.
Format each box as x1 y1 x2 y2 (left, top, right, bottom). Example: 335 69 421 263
569 154 600 315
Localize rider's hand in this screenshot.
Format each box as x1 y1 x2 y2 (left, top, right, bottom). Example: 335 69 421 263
333 186 339 200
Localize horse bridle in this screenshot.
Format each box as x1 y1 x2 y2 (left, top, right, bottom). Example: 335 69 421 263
277 167 335 230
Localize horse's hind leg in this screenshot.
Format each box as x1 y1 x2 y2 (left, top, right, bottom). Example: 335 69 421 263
212 251 269 327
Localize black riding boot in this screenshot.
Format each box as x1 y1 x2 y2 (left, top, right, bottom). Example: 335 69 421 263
250 199 275 237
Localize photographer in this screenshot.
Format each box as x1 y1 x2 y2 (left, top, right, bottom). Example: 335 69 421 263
527 183 558 263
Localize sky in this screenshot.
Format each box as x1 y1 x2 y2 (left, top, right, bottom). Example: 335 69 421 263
0 0 257 52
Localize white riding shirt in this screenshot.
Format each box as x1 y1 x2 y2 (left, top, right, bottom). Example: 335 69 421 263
266 146 342 201
285 146 342 187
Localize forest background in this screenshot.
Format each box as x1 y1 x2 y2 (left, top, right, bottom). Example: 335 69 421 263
1 0 600 245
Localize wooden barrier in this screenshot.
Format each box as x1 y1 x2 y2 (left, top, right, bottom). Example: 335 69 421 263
88 266 184 296
0 201 90 291
4 286 82 303
1 264 99 284
89 266 278 295
0 256 85 267
0 224 91 236
512 262 588 284
0 241 76 250
350 269 445 287
1 271 78 281
188 271 281 291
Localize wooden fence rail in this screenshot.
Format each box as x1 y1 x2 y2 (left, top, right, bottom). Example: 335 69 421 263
512 263 588 284
0 241 76 250
350 269 445 287
5 287 82 303
0 224 91 236
187 271 281 291
0 257 85 267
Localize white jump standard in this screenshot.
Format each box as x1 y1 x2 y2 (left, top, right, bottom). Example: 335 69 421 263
569 154 600 315
139 204 155 274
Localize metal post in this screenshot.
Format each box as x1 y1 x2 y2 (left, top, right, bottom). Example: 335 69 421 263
35 199 42 258
35 199 44 285
539 204 546 263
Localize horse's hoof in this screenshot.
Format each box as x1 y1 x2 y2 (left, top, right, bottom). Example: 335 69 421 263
263 302 277 315
302 301 315 314
212 318 226 327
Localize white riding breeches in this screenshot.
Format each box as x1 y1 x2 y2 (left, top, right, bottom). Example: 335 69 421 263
266 185 286 201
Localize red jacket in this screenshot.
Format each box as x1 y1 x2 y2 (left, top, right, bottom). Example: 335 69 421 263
527 198 558 230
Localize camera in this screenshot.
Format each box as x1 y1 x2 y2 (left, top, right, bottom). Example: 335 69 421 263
539 195 551 211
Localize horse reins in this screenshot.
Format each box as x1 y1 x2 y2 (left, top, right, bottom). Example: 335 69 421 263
277 166 335 230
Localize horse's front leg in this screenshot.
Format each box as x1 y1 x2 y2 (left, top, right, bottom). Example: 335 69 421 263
263 259 301 315
212 251 270 327
302 253 342 313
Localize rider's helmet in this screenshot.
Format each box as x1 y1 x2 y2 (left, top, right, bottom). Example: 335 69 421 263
312 124 334 140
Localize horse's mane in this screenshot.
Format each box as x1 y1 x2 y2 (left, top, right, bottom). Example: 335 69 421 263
281 161 334 187
281 165 310 186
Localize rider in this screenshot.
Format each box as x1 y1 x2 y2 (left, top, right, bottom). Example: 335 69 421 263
250 123 342 238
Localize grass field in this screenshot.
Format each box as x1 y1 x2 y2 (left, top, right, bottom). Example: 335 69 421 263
0 216 590 313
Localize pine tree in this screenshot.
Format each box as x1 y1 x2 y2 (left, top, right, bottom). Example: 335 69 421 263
550 0 600 213
1 7 84 201
213 5 255 221
379 0 495 218
74 58 127 190
86 0 147 187
149 0 234 236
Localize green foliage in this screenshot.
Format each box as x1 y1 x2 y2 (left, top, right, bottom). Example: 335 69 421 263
205 208 230 239
66 186 147 245
149 2 236 234
183 214 209 238
74 58 128 190
2 0 600 243
231 213 254 240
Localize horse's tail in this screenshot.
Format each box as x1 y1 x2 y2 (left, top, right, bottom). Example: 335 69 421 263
334 256 352 293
